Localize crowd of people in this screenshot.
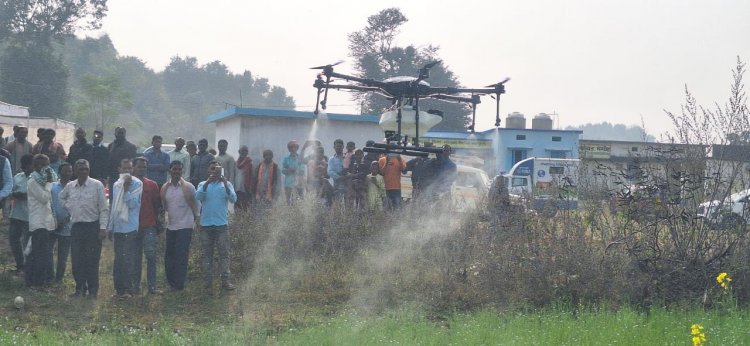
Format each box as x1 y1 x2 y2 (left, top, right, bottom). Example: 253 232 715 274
1 124 457 298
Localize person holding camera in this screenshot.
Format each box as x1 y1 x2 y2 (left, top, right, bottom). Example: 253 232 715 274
195 160 237 291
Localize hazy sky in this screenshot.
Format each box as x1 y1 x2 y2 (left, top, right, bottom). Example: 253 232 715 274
86 0 750 137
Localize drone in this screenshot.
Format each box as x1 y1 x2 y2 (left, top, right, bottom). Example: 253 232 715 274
311 60 508 157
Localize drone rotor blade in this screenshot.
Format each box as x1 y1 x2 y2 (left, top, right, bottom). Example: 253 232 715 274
484 78 511 88
309 60 344 70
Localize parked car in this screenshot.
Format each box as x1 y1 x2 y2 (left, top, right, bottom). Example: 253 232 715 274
401 164 490 211
697 188 750 230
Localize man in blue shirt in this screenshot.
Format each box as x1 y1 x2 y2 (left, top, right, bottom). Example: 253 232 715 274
195 160 237 291
107 158 143 298
143 135 170 187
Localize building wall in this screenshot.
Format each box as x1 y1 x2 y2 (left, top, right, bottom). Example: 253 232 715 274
215 116 383 164
492 129 581 174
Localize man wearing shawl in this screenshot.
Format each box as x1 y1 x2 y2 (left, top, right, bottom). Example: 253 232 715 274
255 150 281 206
107 158 143 298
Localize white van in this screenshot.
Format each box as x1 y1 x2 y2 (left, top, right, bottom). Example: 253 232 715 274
401 164 490 211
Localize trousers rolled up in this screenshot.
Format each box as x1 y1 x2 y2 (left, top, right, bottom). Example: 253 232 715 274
165 228 193 290
200 225 231 286
71 222 102 297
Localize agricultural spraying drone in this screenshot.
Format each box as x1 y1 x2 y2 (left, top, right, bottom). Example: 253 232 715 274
311 60 509 157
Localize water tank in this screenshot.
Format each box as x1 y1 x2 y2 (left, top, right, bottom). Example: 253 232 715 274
505 112 526 129
532 113 553 130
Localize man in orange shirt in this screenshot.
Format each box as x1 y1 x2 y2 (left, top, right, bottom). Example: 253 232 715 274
378 153 406 209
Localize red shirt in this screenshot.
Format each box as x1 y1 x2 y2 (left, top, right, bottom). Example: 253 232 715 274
139 177 161 229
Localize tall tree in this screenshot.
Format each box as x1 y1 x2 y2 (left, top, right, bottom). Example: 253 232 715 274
0 0 108 118
0 0 108 43
348 8 471 131
0 42 68 116
76 73 132 131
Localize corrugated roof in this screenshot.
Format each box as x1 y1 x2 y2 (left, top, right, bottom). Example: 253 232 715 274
206 107 380 123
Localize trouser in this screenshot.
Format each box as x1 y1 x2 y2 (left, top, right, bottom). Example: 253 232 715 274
136 227 159 292
235 191 252 210
113 230 141 295
386 190 402 209
25 228 50 287
284 187 304 205
200 225 231 286
8 218 29 271
165 228 193 290
71 222 102 296
46 232 71 283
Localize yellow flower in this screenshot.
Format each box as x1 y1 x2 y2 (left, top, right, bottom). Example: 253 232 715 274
717 272 732 289
690 324 707 346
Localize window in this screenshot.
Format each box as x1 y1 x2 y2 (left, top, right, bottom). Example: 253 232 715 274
552 136 562 142
631 147 639 152
549 166 565 175
550 150 567 159
512 177 528 187
516 135 526 140
511 149 527 165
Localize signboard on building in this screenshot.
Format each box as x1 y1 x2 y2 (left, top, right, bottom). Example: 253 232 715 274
580 143 611 159
422 137 492 149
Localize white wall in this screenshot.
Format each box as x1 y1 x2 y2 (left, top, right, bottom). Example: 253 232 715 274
215 116 383 163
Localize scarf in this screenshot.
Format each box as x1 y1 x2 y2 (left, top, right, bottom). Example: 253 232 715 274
111 174 143 224
30 169 56 187
236 156 253 193
256 161 277 201
160 177 199 218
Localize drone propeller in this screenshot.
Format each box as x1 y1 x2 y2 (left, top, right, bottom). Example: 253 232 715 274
309 60 344 70
484 78 510 88
423 60 441 69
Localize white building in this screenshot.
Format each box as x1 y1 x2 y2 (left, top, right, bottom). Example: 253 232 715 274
0 100 77 148
208 107 384 162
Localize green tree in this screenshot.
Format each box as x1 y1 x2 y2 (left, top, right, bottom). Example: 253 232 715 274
0 42 68 116
348 8 471 131
0 0 108 118
0 0 108 43
76 73 132 131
